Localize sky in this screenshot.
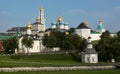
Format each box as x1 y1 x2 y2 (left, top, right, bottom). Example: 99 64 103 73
0 0 120 33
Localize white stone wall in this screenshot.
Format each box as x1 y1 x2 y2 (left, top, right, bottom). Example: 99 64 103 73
90 34 101 41
38 25 45 31
64 25 69 30
75 29 91 39
31 25 39 31
16 37 45 54
59 25 64 29
82 53 98 63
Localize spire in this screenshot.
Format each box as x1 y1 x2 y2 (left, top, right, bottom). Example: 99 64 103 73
99 19 103 25
26 20 31 29
83 20 88 27
39 6 45 25
40 6 44 11
26 20 32 35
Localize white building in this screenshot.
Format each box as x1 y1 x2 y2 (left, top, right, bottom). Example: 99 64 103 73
81 37 98 63
75 20 109 41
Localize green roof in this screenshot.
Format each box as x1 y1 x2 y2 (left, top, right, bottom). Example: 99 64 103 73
91 31 100 34
0 34 13 40
97 24 104 30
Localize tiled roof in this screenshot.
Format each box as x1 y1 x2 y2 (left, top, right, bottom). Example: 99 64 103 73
7 27 26 32
84 48 97 54
76 22 90 29
0 33 13 40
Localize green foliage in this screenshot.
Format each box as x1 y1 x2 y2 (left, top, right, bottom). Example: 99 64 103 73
3 36 18 54
96 31 120 62
42 30 87 52
68 28 75 34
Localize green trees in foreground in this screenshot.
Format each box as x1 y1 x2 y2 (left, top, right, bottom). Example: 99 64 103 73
3 36 18 54
42 30 87 52
96 31 120 62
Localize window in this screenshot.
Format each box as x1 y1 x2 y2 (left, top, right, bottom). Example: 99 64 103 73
92 57 94 62
87 57 89 62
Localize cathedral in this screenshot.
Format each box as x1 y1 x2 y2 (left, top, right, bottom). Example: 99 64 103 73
51 16 69 31
15 6 46 54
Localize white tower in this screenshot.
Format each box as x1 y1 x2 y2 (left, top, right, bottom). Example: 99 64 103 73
26 21 32 35
75 21 91 39
39 6 45 31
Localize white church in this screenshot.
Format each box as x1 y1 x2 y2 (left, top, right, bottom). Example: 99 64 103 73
15 7 46 54
81 37 98 63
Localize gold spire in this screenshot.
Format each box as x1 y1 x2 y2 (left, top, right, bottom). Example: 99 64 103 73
83 20 88 26
99 19 102 23
57 16 63 22
40 6 44 11
26 21 31 29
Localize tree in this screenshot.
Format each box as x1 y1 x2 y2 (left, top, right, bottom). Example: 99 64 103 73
21 37 33 54
3 36 18 54
96 31 112 62
95 30 120 62
68 28 75 34
42 34 56 48
42 30 87 52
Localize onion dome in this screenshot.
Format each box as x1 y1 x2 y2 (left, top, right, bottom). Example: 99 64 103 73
51 20 56 25
64 21 68 25
26 21 31 29
59 20 64 25
57 16 63 22
97 20 104 30
40 6 44 11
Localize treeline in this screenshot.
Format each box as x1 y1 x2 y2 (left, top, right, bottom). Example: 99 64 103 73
95 31 120 62
42 30 87 52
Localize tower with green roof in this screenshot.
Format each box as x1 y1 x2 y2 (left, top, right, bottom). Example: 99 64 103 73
96 20 106 33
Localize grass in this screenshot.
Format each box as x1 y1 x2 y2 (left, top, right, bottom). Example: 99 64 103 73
0 54 119 67
0 54 82 67
0 70 120 74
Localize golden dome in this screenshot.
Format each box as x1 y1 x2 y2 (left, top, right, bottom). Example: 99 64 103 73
40 6 44 11
26 21 31 29
57 16 63 22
